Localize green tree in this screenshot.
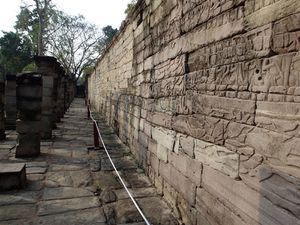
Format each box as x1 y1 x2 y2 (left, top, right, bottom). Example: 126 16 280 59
102 25 118 46
125 0 137 14
15 0 56 55
0 32 33 74
48 13 103 80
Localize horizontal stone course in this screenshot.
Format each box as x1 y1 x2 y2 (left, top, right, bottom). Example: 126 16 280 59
87 1 300 224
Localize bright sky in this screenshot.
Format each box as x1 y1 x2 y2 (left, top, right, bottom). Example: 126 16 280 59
0 0 132 36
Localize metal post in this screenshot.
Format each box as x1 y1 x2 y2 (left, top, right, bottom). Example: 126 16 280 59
93 120 100 149
87 104 91 119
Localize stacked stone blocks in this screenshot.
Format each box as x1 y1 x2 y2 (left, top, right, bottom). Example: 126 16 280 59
87 0 300 225
0 79 5 140
16 72 42 158
5 74 17 130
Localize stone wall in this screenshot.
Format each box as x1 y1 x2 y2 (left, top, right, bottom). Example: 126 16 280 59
87 1 300 224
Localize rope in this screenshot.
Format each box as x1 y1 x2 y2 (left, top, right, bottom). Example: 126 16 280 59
89 106 151 225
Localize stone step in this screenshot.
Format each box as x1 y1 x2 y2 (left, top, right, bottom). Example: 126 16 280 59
0 163 26 190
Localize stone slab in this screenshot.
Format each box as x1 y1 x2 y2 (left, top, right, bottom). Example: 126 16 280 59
0 163 26 190
37 208 106 225
37 196 100 216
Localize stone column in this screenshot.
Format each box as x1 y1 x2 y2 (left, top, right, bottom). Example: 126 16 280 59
63 75 68 112
0 79 5 140
34 56 57 139
16 72 42 158
57 66 65 119
5 74 17 130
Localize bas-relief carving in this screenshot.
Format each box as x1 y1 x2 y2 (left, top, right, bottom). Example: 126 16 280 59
154 55 185 81
188 23 272 71
153 75 185 97
172 115 227 145
192 93 256 125
88 1 300 224
255 101 300 138
224 121 300 178
187 53 300 94
184 6 244 52
182 0 246 32
272 30 300 54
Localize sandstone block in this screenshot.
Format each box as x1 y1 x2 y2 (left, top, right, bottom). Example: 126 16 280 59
202 165 299 225
172 115 227 145
169 151 202 186
0 163 26 190
255 101 300 137
194 139 239 179
174 133 195 158
192 94 256 125
157 144 168 162
159 161 196 205
152 126 176 150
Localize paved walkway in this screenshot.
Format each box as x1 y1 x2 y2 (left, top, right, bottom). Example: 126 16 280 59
0 99 179 225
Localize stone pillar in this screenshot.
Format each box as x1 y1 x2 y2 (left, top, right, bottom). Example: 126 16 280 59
16 72 42 158
0 79 5 140
5 74 17 130
57 66 65 119
34 56 57 139
63 75 68 112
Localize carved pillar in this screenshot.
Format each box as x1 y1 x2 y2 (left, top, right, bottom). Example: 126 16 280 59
34 56 57 139
16 72 42 158
5 74 17 130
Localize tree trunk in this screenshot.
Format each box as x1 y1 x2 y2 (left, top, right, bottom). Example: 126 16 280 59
34 0 50 55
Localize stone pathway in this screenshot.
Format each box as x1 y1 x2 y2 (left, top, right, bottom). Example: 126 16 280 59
0 98 179 225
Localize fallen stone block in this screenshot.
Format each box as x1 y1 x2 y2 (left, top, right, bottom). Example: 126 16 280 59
0 163 26 190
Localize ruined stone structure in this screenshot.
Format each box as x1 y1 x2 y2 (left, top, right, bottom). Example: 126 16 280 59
34 56 76 138
0 67 5 140
87 0 300 224
34 56 58 139
16 72 42 158
5 74 17 130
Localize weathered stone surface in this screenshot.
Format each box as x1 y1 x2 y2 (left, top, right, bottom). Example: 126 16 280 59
172 115 227 145
174 133 194 157
192 94 256 125
169 151 202 186
0 204 36 221
46 170 92 188
37 196 100 216
16 72 42 158
42 187 93 200
0 163 26 190
87 1 300 224
202 165 299 225
255 101 300 137
194 139 239 178
159 161 196 205
152 126 176 150
0 191 38 206
38 208 106 225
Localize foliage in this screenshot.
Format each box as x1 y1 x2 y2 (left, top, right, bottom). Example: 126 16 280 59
102 25 118 46
47 13 103 80
15 0 56 55
22 62 37 72
13 0 118 80
0 32 33 74
125 0 138 14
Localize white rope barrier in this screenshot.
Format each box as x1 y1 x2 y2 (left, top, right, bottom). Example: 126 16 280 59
89 108 151 225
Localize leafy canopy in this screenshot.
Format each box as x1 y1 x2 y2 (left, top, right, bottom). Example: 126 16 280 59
0 32 33 74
